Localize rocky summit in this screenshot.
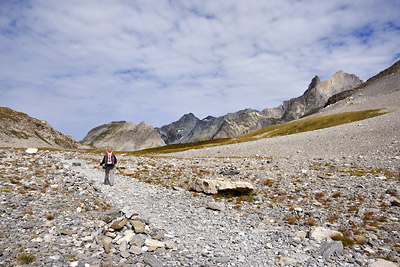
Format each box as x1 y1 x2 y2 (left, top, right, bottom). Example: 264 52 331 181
81 121 165 151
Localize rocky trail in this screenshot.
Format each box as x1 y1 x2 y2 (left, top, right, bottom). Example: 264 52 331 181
1 146 399 266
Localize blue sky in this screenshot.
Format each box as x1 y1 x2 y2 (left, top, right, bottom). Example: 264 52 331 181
1 0 400 141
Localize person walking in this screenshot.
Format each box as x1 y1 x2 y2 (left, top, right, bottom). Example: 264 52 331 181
100 150 117 186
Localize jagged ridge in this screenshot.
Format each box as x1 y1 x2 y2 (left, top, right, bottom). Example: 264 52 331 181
158 71 362 144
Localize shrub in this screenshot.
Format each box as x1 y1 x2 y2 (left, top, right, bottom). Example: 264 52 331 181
17 252 36 265
331 234 355 247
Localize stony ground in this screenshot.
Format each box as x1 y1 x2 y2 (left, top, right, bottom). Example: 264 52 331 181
1 145 399 266
1 72 399 266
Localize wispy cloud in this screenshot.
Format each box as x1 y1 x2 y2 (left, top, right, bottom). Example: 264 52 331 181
1 0 399 140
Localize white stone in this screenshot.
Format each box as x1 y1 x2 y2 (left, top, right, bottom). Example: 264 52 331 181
116 232 135 245
207 201 226 212
369 259 397 267
311 227 342 242
25 148 38 154
144 238 164 248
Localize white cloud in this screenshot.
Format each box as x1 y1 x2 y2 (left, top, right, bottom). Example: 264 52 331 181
0 0 400 140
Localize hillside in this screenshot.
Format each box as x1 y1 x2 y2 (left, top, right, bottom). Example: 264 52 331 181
0 107 82 149
81 121 165 151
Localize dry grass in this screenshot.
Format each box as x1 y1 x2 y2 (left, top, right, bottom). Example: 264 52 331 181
16 252 36 265
331 234 355 247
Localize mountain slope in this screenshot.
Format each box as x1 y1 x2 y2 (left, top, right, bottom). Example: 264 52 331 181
0 107 81 149
81 121 165 151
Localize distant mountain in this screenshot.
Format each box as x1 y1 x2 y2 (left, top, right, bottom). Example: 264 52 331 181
81 121 165 151
156 113 200 145
158 71 362 144
0 107 81 149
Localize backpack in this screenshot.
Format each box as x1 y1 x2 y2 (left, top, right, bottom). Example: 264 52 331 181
106 150 114 165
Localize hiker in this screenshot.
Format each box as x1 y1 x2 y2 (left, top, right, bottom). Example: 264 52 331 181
100 150 117 186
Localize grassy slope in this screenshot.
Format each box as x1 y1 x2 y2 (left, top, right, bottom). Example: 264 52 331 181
127 109 385 155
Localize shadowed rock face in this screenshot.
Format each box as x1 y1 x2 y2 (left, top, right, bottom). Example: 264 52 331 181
159 71 362 144
0 107 81 149
81 121 165 151
156 113 200 144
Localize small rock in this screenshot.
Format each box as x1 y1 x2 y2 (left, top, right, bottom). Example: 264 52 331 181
207 201 226 212
389 196 400 207
25 148 38 154
311 227 342 242
130 246 144 255
130 220 145 233
143 254 163 267
215 256 230 263
296 231 307 239
145 238 164 248
120 250 130 258
165 239 176 249
369 259 398 267
60 229 73 236
116 231 135 245
280 256 300 265
320 241 343 259
101 236 112 254
111 219 128 230
385 188 398 195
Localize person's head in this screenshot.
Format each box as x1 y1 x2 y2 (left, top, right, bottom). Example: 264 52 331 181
107 150 112 154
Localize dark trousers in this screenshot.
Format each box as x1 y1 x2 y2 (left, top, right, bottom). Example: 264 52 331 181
104 165 115 186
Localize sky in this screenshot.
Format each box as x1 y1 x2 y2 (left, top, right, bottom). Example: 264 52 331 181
1 0 400 141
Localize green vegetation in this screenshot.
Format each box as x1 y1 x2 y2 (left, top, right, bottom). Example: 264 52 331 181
235 109 385 143
34 131 52 145
16 252 36 265
0 107 29 122
125 138 232 155
118 109 385 155
5 129 29 139
54 136 72 148
331 234 355 247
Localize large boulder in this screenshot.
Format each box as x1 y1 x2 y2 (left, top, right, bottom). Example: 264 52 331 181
190 178 254 195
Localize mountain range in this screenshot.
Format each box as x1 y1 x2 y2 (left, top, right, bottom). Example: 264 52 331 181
1 59 399 151
156 70 362 144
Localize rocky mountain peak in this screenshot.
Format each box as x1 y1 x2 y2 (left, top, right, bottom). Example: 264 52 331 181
308 75 321 90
